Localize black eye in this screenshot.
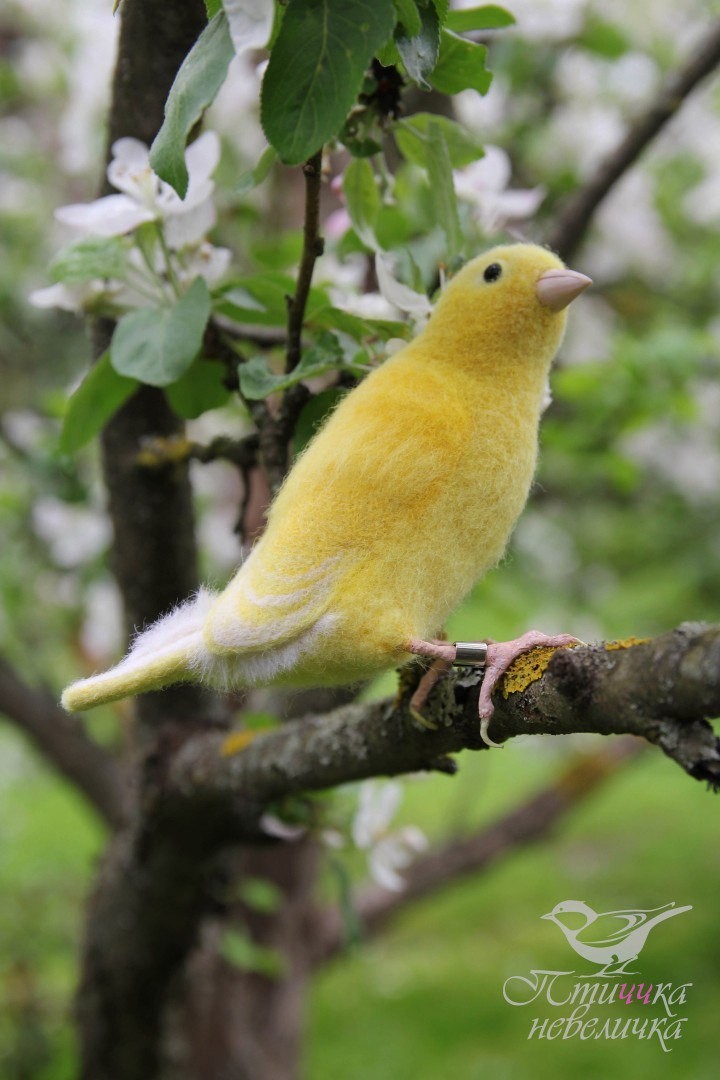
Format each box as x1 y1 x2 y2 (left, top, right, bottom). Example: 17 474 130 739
483 263 502 283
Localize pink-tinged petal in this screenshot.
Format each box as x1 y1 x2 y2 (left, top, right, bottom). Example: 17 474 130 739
56 195 155 237
223 0 274 55
324 208 351 240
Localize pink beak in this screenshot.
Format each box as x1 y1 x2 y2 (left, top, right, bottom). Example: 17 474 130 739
536 268 592 311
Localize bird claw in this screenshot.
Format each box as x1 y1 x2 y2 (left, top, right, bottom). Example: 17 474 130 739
479 711 504 748
474 631 583 748
409 705 439 731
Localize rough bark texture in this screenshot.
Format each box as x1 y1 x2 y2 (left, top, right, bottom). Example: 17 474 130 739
168 626 720 835
76 5 238 1078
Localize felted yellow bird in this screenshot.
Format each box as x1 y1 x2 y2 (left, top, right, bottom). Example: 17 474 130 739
61 243 591 744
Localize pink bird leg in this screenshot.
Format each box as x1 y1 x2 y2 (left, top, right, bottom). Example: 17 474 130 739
407 632 581 746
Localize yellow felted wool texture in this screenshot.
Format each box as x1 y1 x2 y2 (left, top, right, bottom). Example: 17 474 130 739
62 243 571 712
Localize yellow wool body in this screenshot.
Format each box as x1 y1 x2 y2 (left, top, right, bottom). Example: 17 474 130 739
62 244 572 712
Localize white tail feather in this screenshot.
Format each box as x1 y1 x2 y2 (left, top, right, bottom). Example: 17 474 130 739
61 589 217 712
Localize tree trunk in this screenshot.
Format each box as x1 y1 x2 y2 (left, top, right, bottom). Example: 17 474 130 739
75 7 324 1076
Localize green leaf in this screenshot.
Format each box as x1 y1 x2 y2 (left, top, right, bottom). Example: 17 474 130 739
578 17 630 59
393 0 421 35
239 331 360 399
430 0 448 26
215 273 293 327
309 303 406 341
343 158 381 248
252 229 304 270
394 112 484 167
149 12 234 197
237 877 284 914
164 358 231 418
445 5 515 32
375 37 402 67
237 355 293 399
430 29 492 95
235 144 278 194
221 929 285 977
261 0 396 165
293 387 346 453
374 204 414 249
50 237 128 285
111 277 211 387
59 353 138 454
205 0 222 16
425 121 461 254
328 856 363 949
396 1 439 89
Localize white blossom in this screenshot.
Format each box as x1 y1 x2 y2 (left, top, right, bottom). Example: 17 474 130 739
56 132 220 245
259 813 307 841
32 497 111 568
453 146 545 233
29 280 107 313
352 780 428 892
31 132 229 314
223 0 274 56
375 254 433 326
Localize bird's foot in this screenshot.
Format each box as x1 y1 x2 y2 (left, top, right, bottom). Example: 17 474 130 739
409 658 454 730
406 640 455 730
468 631 582 747
407 633 581 747
477 631 582 745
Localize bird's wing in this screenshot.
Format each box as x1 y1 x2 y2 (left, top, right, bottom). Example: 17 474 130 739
575 912 646 946
205 541 345 654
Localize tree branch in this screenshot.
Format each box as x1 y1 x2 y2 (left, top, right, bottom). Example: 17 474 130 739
169 624 720 839
286 150 325 374
547 18 720 262
311 738 644 963
134 433 259 471
241 151 325 495
0 658 126 828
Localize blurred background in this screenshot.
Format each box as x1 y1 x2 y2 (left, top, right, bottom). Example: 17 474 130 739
1 0 719 1076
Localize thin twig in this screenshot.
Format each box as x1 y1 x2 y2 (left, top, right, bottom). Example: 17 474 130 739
311 738 644 963
135 433 259 470
548 18 720 262
286 150 325 374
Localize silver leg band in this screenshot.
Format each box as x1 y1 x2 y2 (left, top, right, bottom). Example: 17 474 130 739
453 641 489 668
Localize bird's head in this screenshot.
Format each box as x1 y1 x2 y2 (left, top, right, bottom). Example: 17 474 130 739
541 899 595 930
423 243 591 379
